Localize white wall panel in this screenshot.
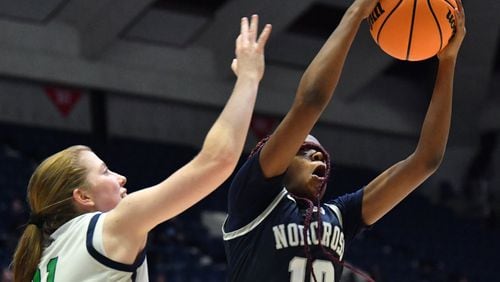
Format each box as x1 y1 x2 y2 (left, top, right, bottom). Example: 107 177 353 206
0 78 91 131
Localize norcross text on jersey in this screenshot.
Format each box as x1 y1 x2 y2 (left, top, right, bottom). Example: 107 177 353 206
272 221 345 260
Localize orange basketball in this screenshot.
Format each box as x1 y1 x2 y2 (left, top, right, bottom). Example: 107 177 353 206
367 0 458 61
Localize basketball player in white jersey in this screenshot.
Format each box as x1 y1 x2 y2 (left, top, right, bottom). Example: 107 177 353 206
11 15 272 282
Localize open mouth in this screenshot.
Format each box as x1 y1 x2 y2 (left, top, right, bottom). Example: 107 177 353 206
312 164 326 179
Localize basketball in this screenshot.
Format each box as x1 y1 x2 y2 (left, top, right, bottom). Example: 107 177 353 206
367 0 458 61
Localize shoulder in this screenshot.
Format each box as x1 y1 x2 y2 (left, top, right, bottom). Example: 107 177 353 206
50 212 102 239
327 188 364 207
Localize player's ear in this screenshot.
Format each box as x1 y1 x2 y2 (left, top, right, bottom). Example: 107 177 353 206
72 188 95 211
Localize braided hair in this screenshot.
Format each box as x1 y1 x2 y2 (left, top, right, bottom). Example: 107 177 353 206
250 136 374 282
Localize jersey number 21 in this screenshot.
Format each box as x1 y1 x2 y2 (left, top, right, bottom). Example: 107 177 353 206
33 257 58 282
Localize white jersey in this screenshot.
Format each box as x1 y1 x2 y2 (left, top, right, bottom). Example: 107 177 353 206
34 212 148 282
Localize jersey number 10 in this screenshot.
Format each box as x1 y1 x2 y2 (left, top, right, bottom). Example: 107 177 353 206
289 256 335 282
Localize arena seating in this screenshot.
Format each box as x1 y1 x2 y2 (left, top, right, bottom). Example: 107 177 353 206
0 123 497 281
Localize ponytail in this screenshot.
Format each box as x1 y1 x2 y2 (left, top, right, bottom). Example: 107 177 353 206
11 145 91 282
12 224 44 282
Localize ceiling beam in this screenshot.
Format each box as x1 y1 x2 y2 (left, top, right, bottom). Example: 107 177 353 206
55 0 155 59
194 0 316 74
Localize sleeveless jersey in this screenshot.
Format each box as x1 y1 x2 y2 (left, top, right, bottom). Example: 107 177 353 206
223 152 365 282
34 212 148 282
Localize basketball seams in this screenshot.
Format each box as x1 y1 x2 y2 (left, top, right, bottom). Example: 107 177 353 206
369 0 456 61
427 0 444 51
406 0 418 60
376 0 404 43
442 0 457 9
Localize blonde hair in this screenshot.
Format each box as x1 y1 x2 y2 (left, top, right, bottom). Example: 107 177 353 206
12 145 91 282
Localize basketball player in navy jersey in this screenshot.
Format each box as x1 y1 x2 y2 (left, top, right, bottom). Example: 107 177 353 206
223 0 466 281
11 16 272 282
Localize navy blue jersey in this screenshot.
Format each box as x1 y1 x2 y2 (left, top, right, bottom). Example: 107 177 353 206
223 152 365 282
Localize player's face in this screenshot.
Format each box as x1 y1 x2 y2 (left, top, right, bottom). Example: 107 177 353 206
284 136 327 201
79 151 128 212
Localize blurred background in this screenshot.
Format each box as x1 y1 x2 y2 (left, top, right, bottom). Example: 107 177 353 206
0 0 499 281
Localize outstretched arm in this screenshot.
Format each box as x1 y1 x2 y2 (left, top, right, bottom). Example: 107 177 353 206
361 0 466 225
104 15 272 260
259 0 379 178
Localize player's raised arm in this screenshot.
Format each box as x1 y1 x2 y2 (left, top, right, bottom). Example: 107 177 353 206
361 0 466 225
103 15 272 257
259 0 379 178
